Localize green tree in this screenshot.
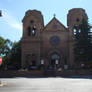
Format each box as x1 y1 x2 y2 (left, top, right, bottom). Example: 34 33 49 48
0 37 12 55
7 40 21 70
0 37 13 70
0 36 5 54
74 19 92 68
0 36 21 70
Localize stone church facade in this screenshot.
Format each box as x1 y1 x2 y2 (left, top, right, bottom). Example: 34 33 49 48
21 8 88 71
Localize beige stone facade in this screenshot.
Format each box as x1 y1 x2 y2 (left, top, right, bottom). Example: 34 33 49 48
21 8 88 71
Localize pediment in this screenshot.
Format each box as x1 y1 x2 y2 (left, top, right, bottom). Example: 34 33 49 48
44 17 67 32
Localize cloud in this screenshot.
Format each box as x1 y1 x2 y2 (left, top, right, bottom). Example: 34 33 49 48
1 9 22 31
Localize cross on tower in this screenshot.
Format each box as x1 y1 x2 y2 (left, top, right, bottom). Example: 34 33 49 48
53 14 56 17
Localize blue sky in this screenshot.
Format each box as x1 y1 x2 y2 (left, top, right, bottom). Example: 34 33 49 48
0 0 92 42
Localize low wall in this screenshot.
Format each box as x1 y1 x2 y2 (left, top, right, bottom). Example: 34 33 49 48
0 69 92 78
0 70 44 78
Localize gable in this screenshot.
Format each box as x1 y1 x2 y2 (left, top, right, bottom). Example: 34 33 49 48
44 17 68 32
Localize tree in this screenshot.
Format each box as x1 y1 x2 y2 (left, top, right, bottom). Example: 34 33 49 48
74 18 92 68
0 36 5 54
0 37 12 55
0 36 13 70
7 40 21 70
0 36 21 70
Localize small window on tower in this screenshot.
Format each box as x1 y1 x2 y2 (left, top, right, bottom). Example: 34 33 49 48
30 20 34 24
76 18 80 22
27 27 31 36
73 29 77 35
32 26 36 36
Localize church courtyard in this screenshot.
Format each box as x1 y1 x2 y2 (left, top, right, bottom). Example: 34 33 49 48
0 77 92 92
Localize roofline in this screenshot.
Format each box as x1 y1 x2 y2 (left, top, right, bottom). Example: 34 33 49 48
43 17 68 31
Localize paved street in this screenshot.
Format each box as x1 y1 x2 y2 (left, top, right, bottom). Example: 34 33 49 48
0 77 92 92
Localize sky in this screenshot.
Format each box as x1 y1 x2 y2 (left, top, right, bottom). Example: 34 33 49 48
0 0 92 42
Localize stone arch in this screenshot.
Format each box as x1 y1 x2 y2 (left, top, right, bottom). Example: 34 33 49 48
47 49 64 67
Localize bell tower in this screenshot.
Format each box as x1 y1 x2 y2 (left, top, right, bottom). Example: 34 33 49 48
21 10 44 69
67 8 88 68
22 10 44 38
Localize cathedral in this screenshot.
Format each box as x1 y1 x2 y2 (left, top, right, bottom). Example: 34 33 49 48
21 8 88 71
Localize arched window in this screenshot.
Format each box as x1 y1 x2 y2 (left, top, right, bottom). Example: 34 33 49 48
79 29 81 33
32 26 36 36
73 24 81 35
73 24 82 36
51 53 60 60
73 29 77 35
27 27 31 36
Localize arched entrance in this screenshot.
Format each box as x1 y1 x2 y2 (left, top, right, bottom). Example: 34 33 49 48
46 51 62 76
50 53 60 66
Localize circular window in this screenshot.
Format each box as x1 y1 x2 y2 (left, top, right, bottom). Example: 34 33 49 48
50 36 60 46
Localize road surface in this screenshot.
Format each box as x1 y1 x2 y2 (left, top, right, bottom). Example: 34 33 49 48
0 77 92 92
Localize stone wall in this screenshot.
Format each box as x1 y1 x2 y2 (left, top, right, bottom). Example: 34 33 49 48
0 69 92 78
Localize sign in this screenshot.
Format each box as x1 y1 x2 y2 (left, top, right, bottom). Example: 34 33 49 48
0 57 2 64
55 60 58 64
41 60 44 65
